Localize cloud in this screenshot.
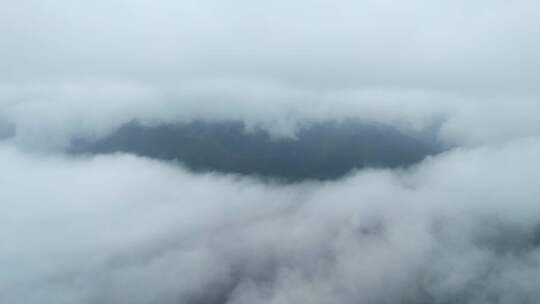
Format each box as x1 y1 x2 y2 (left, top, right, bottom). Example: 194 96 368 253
1 1 540 303
2 81 540 150
2 0 539 90
2 137 540 303
1 0 540 149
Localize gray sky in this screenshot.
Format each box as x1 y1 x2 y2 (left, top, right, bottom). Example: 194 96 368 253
2 0 540 148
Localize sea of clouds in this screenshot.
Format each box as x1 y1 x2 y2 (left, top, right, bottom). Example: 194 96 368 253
2 1 540 303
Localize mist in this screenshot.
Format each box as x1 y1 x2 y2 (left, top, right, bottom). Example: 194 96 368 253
1 1 540 303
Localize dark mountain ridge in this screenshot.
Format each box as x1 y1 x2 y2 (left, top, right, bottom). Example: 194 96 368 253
70 120 442 181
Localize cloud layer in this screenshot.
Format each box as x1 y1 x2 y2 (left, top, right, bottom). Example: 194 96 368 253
2 1 540 303
3 138 540 303
2 0 540 149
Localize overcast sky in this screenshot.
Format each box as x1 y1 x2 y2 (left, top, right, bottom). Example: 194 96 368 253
1 1 540 303
2 0 540 148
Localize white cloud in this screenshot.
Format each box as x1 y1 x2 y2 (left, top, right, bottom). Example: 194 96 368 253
2 1 540 303
1 0 540 149
2 137 540 303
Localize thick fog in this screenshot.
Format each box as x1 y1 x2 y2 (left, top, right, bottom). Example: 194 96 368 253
1 1 540 303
